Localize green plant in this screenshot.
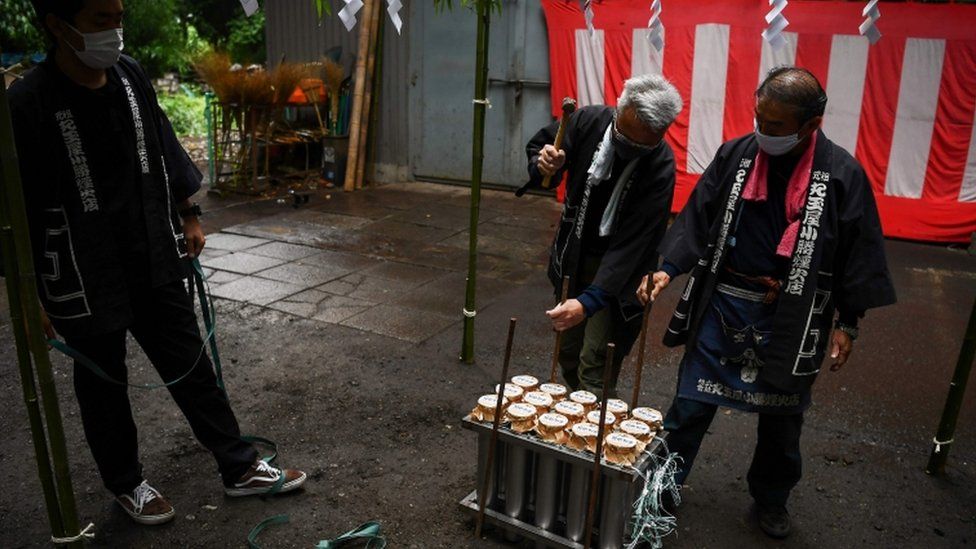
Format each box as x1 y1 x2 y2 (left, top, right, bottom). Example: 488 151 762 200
226 10 266 65
0 0 47 54
158 85 207 137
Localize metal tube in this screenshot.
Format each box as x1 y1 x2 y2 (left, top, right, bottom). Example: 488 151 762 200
477 433 499 509
599 478 630 549
504 446 529 541
475 318 517 538
534 454 560 532
564 464 590 542
926 295 976 476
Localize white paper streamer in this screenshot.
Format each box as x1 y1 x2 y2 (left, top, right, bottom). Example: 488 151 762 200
647 0 664 52
239 0 259 17
581 0 595 36
387 0 403 34
339 0 365 31
859 0 882 45
761 0 789 51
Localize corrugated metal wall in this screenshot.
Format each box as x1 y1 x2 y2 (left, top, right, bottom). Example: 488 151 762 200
265 1 411 179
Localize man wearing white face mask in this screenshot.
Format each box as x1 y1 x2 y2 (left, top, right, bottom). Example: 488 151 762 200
519 75 682 397
5 0 306 526
635 67 896 538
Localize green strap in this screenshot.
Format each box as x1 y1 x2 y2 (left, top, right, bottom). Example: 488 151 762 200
191 258 225 391
47 259 217 390
247 515 290 549
247 518 386 549
315 522 386 549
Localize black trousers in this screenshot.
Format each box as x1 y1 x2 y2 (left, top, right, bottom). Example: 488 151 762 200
664 396 804 508
65 280 257 495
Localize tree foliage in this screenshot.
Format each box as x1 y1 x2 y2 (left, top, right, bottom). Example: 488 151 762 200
0 0 46 54
1 0 266 76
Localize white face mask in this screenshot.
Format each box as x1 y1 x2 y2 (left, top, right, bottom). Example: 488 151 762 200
754 125 801 156
65 23 124 69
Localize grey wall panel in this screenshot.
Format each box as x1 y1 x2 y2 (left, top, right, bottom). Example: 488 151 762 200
265 1 550 184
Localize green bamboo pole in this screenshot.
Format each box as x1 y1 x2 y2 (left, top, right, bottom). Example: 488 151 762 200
0 210 66 542
460 0 491 364
926 295 976 476
0 78 84 548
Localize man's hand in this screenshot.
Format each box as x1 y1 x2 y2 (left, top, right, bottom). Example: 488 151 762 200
829 329 853 371
637 271 671 306
546 299 585 332
183 216 206 259
26 305 56 348
537 144 567 177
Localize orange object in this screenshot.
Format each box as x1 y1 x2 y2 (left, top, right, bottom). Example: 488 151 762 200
288 78 326 104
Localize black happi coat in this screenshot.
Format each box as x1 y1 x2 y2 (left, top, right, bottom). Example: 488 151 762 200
660 130 897 393
519 106 676 320
6 55 201 338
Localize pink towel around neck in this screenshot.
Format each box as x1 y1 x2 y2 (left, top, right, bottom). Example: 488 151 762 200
741 132 818 258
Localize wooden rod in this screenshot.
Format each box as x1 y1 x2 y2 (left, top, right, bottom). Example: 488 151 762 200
343 0 377 191
475 317 518 539
631 275 653 409
549 276 571 383
583 343 616 549
355 0 383 189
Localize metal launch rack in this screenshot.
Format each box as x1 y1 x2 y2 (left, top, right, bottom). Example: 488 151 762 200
459 417 662 549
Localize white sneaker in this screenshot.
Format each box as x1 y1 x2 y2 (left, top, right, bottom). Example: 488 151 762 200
224 460 307 497
115 481 176 525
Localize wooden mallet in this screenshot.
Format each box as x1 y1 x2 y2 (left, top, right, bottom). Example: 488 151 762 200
549 275 571 383
541 97 577 189
475 317 518 539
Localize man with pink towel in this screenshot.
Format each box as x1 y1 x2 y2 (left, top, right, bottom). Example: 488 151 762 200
638 67 896 539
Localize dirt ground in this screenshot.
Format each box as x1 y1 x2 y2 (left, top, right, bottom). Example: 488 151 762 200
1 182 974 548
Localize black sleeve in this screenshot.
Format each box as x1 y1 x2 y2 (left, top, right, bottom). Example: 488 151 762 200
832 165 897 316
158 110 202 203
124 56 203 202
657 143 730 273
591 155 676 297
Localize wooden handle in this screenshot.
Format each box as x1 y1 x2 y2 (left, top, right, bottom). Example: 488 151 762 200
549 276 571 383
475 317 517 539
631 299 652 409
541 117 570 189
583 343 616 549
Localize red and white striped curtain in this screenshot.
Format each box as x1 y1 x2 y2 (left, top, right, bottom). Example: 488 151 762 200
541 0 976 243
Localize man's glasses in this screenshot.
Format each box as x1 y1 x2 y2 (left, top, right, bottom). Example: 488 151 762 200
612 120 661 152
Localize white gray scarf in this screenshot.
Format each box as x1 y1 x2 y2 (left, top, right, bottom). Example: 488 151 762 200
585 124 640 237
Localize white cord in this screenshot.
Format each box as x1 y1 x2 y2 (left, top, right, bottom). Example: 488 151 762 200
933 437 954 453
462 308 477 318
51 522 95 544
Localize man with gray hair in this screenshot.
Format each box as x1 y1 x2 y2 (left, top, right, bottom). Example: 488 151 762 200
518 74 682 395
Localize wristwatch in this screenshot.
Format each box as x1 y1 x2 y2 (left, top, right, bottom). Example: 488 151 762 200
834 321 859 341
179 203 203 219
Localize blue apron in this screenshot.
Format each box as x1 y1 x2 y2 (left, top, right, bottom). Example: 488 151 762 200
676 285 811 415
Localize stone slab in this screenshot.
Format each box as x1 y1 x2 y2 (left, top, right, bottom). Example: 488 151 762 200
255 262 352 288
267 289 375 324
340 303 456 343
204 233 271 252
209 276 304 306
247 241 322 261
200 252 287 275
